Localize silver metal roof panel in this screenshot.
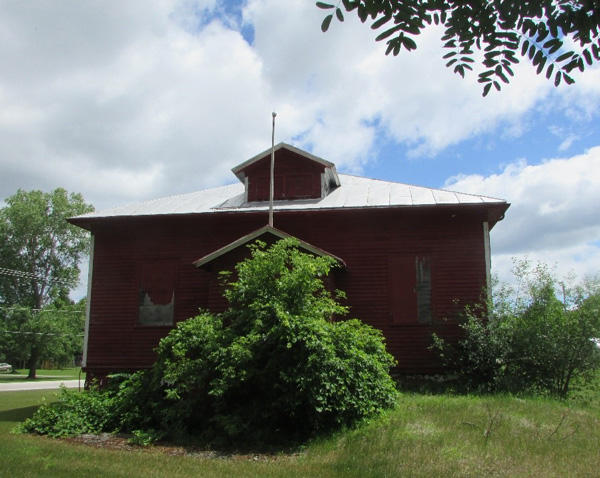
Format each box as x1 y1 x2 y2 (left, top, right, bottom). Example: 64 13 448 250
409 185 436 205
73 174 506 220
366 180 390 207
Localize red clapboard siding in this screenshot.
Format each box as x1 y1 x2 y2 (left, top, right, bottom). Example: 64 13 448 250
83 205 491 376
243 148 325 201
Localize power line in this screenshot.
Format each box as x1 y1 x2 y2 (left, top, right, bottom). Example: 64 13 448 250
0 330 84 337
0 267 73 285
0 306 85 315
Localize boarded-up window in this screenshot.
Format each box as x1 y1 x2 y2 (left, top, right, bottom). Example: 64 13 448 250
415 256 432 323
250 176 283 201
248 174 316 201
138 261 177 326
284 174 313 198
389 255 432 324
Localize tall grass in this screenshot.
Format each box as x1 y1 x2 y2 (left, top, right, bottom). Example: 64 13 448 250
0 390 599 478
311 394 600 477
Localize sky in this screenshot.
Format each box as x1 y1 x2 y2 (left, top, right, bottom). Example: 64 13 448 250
0 0 599 299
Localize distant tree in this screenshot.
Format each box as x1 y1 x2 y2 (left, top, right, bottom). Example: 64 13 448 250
0 300 85 378
317 1 600 95
0 188 93 378
0 188 94 309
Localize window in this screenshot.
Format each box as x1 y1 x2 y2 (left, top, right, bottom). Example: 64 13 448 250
138 261 177 326
248 174 316 201
415 256 432 323
389 255 432 324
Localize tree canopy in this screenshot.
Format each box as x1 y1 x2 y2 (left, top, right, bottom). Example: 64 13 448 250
0 188 93 377
0 188 94 309
0 300 85 378
317 0 600 95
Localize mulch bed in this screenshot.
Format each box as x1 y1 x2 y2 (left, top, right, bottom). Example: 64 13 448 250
63 433 300 461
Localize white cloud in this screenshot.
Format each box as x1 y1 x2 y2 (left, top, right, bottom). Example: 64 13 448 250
0 0 598 216
0 1 276 209
0 0 595 297
445 147 600 283
549 125 580 152
242 0 593 162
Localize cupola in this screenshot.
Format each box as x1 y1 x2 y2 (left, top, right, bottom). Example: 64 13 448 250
231 143 340 203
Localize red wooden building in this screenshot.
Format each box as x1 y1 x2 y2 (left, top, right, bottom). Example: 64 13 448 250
69 143 509 381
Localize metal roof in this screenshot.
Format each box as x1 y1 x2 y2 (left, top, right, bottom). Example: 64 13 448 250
72 173 507 221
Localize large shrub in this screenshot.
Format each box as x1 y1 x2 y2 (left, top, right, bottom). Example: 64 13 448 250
137 239 398 445
433 260 600 397
19 239 398 446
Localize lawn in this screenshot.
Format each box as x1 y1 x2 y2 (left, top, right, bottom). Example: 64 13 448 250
0 389 599 478
0 368 85 383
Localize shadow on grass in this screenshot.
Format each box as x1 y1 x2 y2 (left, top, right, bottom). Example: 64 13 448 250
0 405 41 424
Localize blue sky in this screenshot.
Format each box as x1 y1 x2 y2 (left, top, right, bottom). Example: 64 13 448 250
0 0 599 295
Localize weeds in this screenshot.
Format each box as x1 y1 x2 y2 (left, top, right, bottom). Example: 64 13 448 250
483 405 502 446
2 391 600 477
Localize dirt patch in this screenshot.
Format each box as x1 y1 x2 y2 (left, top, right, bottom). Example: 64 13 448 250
63 433 301 461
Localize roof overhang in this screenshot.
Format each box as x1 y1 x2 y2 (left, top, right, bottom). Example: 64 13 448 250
484 202 510 229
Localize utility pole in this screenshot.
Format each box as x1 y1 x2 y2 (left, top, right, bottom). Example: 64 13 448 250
269 111 277 227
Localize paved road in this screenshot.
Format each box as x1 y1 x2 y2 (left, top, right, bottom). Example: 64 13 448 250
0 379 82 392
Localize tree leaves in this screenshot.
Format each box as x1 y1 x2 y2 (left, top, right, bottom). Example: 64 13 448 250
317 0 600 95
319 3 345 32
375 24 402 41
0 189 94 309
432 260 600 396
0 302 85 377
321 14 333 32
316 2 334 10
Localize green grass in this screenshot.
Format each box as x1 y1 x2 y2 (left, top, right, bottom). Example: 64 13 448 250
0 368 85 383
0 390 599 478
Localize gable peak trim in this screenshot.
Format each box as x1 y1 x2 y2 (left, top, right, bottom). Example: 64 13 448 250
193 225 346 269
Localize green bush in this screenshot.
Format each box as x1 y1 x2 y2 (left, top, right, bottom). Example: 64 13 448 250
18 239 398 447
138 239 398 445
432 260 600 397
16 385 113 437
568 367 600 409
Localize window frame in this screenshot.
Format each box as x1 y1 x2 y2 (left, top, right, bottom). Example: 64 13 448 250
388 254 433 325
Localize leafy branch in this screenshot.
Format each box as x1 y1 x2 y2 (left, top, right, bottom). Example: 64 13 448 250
317 0 600 96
